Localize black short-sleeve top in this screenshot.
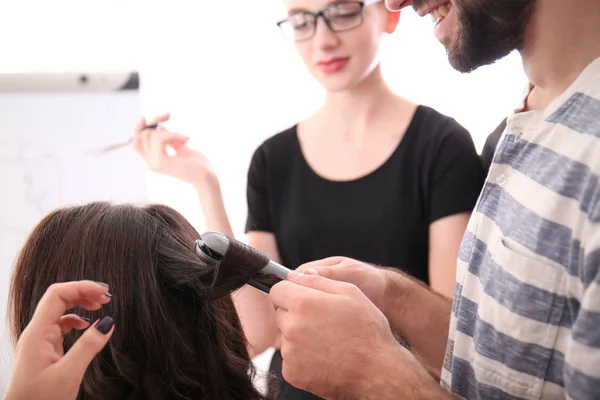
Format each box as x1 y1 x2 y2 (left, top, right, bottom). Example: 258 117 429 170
245 105 485 284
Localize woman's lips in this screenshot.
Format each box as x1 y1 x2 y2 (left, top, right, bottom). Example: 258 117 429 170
317 57 350 74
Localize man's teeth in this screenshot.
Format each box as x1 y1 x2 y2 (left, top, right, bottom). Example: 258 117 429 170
430 4 449 22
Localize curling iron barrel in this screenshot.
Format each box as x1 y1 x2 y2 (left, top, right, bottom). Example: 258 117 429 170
195 231 292 293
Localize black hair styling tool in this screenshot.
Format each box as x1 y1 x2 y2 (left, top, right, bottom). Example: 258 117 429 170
195 231 292 294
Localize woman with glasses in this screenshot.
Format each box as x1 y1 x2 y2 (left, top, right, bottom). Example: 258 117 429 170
133 0 484 398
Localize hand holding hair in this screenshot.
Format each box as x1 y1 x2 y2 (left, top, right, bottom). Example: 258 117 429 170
4 280 114 400
8 203 267 400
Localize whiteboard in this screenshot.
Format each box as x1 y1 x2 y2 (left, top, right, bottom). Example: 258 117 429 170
0 72 146 392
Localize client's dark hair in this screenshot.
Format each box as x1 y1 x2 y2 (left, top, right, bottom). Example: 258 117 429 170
8 202 266 400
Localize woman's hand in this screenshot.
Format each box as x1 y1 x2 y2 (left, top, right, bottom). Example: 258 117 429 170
133 113 218 189
4 280 114 400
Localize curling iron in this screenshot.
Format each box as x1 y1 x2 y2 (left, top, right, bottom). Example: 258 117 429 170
195 231 293 294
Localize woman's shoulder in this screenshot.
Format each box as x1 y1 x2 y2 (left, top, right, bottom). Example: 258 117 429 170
253 124 299 159
411 105 470 136
408 105 475 151
248 124 300 175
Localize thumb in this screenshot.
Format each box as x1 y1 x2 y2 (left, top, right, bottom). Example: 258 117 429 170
170 137 192 152
296 257 347 278
59 316 114 380
287 271 347 295
296 265 332 278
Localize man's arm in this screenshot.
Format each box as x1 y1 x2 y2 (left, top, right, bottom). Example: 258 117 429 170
358 343 456 400
381 267 453 378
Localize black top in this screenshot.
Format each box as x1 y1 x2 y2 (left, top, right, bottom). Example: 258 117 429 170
244 105 485 400
480 118 507 173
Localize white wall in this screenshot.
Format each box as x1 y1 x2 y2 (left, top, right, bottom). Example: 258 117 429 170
0 88 146 391
0 0 528 234
0 0 528 393
136 2 528 241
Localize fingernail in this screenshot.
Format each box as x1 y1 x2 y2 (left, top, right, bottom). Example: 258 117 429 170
79 316 91 322
287 270 303 280
104 291 112 298
95 282 109 287
306 268 319 276
95 316 114 334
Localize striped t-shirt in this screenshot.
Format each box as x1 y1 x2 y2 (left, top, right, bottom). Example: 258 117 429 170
442 57 600 400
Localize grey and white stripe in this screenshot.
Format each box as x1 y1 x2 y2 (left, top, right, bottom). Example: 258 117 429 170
442 57 600 400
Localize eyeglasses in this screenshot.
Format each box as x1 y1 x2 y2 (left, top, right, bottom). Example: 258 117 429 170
277 0 382 42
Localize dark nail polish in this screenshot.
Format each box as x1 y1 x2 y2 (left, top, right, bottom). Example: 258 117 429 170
95 316 114 334
104 291 112 298
95 282 109 287
79 316 91 322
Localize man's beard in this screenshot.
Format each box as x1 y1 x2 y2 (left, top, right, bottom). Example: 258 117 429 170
414 0 536 73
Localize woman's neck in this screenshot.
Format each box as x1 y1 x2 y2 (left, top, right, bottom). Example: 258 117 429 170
318 66 400 141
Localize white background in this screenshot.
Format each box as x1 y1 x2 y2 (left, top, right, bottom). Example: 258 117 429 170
0 0 528 236
0 90 147 392
0 0 528 393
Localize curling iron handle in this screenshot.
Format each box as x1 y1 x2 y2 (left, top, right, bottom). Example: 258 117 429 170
261 261 293 280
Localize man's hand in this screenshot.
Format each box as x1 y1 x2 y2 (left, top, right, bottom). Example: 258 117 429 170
298 257 454 378
270 272 449 400
297 257 390 311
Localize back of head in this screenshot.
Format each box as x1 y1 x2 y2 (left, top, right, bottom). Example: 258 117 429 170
8 202 265 400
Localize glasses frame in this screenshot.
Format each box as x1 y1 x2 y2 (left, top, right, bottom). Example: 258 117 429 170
276 0 381 42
